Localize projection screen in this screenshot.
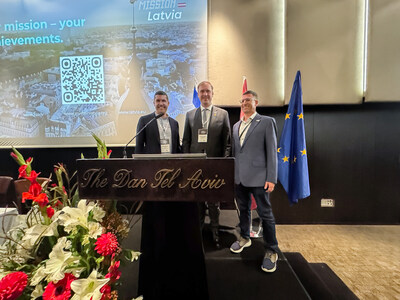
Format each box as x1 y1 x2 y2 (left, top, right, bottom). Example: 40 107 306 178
0 0 207 147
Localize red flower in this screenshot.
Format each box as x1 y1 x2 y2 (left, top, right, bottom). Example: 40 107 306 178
18 165 28 178
10 152 18 160
43 273 75 300
29 182 42 197
26 157 32 163
25 170 40 183
107 150 112 157
100 285 112 300
47 206 55 219
95 232 119 256
105 260 121 283
0 271 28 300
22 192 49 207
33 193 49 207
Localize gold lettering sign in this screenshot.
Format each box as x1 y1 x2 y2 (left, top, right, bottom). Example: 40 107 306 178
151 168 181 188
80 168 226 190
112 169 147 188
80 168 108 188
179 169 225 189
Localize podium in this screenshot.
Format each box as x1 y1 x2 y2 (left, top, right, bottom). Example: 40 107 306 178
77 155 234 300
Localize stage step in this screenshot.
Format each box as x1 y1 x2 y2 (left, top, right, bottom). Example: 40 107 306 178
285 252 358 300
204 230 310 300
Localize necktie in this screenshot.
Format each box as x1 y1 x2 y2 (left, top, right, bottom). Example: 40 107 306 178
202 108 208 128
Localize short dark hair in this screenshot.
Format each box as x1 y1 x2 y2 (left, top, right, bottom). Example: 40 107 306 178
154 90 168 100
197 81 214 92
243 90 258 99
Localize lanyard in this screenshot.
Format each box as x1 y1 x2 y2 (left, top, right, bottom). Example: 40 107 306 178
159 118 169 139
202 109 209 128
239 119 253 140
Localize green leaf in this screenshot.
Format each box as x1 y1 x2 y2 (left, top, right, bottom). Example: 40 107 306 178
11 146 26 165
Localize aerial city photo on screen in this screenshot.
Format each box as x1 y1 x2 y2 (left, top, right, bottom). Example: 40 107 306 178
0 0 207 146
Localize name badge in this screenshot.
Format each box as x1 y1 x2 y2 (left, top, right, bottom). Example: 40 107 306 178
198 128 208 143
160 139 170 153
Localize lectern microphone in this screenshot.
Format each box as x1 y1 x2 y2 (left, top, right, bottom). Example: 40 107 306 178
123 112 165 158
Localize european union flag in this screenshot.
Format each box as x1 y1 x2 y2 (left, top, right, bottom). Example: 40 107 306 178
278 70 310 204
192 85 200 108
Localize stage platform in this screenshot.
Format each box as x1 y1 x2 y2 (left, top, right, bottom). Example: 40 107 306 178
117 213 357 300
203 227 310 300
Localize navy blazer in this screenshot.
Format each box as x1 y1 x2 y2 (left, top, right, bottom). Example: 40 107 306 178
135 112 181 154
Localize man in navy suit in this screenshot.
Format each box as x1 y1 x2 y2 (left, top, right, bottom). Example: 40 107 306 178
230 90 279 273
182 81 231 248
136 91 208 299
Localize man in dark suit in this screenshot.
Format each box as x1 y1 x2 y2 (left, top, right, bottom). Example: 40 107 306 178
230 90 279 273
136 91 208 300
135 91 180 154
182 81 231 248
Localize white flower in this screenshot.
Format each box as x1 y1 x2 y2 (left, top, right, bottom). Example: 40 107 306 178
22 224 56 249
83 222 103 245
127 250 141 262
30 266 46 286
58 200 94 232
92 205 106 222
31 284 44 299
71 269 109 300
44 237 80 282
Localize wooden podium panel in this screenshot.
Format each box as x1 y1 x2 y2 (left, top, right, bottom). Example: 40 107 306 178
77 155 235 299
77 156 234 203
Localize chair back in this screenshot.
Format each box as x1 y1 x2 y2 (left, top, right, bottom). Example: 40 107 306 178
0 176 15 207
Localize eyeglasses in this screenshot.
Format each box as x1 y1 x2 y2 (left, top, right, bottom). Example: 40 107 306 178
239 98 254 104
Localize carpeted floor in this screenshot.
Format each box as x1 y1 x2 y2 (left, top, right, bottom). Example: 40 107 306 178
118 212 400 300
276 224 400 300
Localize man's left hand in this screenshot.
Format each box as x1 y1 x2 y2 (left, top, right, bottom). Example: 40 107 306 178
264 182 275 193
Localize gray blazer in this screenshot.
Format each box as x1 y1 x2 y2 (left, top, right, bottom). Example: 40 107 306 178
182 106 231 157
232 113 278 187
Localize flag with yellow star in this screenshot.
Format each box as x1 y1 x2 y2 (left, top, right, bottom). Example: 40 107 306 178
278 70 310 204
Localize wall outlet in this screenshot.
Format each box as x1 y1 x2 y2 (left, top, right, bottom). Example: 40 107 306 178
321 198 335 207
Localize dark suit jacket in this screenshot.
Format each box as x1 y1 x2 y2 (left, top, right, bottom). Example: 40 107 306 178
135 112 181 154
232 113 278 187
135 112 207 299
182 106 231 157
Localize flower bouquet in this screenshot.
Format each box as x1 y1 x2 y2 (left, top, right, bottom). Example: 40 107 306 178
0 144 141 300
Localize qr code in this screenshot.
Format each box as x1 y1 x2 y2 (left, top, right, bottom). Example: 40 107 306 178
60 55 105 105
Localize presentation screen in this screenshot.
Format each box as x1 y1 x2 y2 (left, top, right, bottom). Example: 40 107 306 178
0 0 207 147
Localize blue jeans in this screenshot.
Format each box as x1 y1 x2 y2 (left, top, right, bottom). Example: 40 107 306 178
235 183 279 252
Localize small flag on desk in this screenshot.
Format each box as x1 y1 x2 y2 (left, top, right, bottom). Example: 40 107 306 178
278 70 310 204
192 85 200 108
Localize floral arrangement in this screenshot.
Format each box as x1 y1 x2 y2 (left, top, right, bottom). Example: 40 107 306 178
0 142 141 300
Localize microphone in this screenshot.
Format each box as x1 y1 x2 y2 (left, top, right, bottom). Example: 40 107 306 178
123 112 165 158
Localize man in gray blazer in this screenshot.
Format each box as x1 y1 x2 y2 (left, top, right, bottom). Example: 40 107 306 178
182 81 231 248
230 90 279 273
